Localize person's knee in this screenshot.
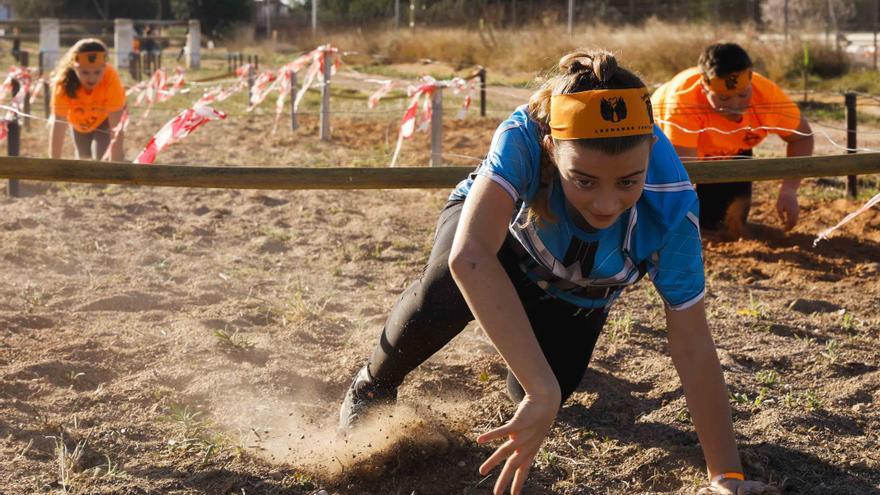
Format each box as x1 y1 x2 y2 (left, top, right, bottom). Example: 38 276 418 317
416 256 465 308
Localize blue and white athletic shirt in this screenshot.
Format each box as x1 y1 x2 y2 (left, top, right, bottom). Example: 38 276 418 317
449 106 705 311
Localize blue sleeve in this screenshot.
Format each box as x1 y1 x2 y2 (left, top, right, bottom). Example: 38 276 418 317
648 199 705 310
474 124 536 202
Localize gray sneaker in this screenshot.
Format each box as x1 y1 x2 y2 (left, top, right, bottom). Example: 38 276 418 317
338 365 398 430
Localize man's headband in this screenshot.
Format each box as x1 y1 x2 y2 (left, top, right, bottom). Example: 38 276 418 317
549 88 654 140
75 51 106 69
703 69 752 94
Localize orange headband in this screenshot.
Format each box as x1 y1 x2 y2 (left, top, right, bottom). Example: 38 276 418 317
550 88 654 140
75 51 106 69
703 69 752 94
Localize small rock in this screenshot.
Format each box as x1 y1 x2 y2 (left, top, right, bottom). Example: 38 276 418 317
858 262 880 276
788 298 842 314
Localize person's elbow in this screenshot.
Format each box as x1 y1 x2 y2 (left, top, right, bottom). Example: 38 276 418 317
448 239 493 281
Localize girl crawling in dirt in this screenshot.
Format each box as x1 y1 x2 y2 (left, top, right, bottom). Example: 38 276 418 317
49 38 127 161
339 49 773 495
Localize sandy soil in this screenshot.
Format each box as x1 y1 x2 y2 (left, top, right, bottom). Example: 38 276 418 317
0 79 879 495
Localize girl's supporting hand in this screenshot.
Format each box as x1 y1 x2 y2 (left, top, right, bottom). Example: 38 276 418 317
476 394 559 495
697 478 780 495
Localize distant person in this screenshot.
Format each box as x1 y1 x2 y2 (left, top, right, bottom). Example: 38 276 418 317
11 26 20 63
338 48 773 495
651 42 814 239
140 26 161 56
141 26 162 71
49 39 126 161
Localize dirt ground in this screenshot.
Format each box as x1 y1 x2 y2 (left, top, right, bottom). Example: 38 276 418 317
0 77 879 495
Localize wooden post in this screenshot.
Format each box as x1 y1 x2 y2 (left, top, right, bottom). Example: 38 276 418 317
21 51 30 132
845 92 858 198
22 94 29 131
478 66 486 117
39 50 50 118
43 79 50 118
238 52 244 70
247 63 256 107
290 70 298 131
7 80 20 198
430 87 443 167
255 54 259 71
227 53 232 72
320 51 332 141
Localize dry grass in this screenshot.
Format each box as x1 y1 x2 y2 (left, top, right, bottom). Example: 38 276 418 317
284 19 801 85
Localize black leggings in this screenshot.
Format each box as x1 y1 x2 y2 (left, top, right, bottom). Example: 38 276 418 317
367 201 607 404
73 119 110 160
695 181 753 231
695 150 754 230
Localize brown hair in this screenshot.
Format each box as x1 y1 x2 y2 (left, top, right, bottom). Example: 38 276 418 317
526 49 652 225
699 42 752 80
52 38 108 99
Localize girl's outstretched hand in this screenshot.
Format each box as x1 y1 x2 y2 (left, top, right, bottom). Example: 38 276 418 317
697 479 780 495
476 394 559 495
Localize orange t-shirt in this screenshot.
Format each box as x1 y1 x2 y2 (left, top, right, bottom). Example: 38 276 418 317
651 67 801 159
52 64 126 133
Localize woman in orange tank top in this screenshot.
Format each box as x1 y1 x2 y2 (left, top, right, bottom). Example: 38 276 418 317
49 39 127 161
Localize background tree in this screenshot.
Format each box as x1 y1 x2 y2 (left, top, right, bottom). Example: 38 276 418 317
171 0 255 38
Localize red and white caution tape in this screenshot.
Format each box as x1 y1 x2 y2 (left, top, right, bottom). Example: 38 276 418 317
196 81 245 106
449 76 476 119
135 69 167 118
126 80 148 97
390 76 438 167
272 67 296 133
161 67 188 102
29 75 46 105
271 45 339 133
292 45 339 113
247 70 279 111
366 79 394 109
134 104 227 165
814 191 880 246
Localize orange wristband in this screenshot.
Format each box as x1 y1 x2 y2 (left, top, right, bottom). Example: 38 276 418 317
711 472 745 484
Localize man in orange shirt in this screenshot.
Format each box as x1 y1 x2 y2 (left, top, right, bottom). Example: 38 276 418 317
50 39 127 161
652 43 814 238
